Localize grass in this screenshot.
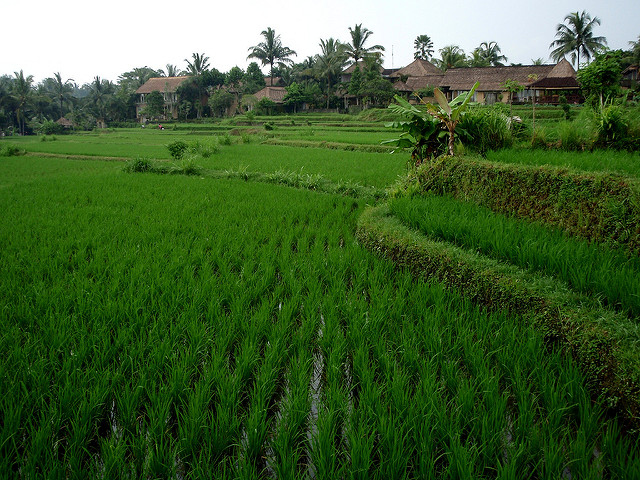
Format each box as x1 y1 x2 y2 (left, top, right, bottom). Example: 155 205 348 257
2 116 640 476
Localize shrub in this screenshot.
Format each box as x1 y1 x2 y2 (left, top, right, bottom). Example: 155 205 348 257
458 107 512 154
40 121 64 135
218 133 233 146
557 121 586 151
123 157 155 173
531 126 550 149
592 104 629 149
172 155 202 176
0 145 25 157
166 140 189 160
188 139 219 158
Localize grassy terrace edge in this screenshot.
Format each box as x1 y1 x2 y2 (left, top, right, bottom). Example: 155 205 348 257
392 156 640 255
356 204 640 432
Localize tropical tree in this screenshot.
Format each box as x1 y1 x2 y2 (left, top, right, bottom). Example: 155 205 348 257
436 45 467 71
468 49 491 67
163 64 182 77
502 79 524 118
89 76 115 127
185 53 210 76
414 35 434 61
629 36 640 65
243 62 266 94
477 41 507 66
550 11 607 68
577 51 623 106
314 38 348 108
344 24 385 65
51 72 75 119
12 70 33 135
247 27 297 86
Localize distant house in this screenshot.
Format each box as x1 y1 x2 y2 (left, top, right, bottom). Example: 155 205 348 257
253 86 287 104
387 58 579 105
135 76 191 121
55 117 74 129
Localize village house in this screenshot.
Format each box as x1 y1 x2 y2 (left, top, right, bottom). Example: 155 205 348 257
135 76 191 121
388 58 580 105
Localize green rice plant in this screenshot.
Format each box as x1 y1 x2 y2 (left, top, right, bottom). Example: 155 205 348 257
218 133 233 146
188 139 219 158
170 155 202 176
122 156 155 173
2 156 640 476
388 193 640 316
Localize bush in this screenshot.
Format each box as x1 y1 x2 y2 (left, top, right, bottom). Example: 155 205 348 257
40 121 64 136
218 133 233 146
592 104 629 149
458 107 512 154
0 145 25 157
123 157 155 173
188 139 219 158
166 140 189 160
557 121 587 151
531 127 550 149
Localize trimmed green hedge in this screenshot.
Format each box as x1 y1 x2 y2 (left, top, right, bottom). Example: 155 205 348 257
392 156 640 255
261 138 394 153
357 204 640 432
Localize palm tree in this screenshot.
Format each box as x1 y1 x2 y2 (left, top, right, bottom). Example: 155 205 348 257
468 49 491 67
89 76 114 128
12 70 33 135
185 53 210 76
629 36 640 65
414 35 434 61
314 38 348 108
344 24 385 65
436 45 467 71
550 11 607 68
164 64 181 77
478 41 507 66
52 72 75 119
247 28 297 86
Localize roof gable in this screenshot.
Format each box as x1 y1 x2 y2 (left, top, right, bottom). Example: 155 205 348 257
390 58 442 78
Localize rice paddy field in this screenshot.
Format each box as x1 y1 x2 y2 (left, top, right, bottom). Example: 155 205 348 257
1 116 639 478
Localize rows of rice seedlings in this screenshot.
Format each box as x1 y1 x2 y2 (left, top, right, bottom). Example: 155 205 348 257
388 193 640 318
486 148 640 178
1 157 639 476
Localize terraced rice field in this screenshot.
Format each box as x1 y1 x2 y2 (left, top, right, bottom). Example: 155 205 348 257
1 120 639 477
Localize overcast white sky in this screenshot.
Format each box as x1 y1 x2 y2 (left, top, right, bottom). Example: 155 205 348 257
3 0 638 86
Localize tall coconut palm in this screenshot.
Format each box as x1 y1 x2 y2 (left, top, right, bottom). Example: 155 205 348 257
550 11 607 68
247 27 297 86
185 53 210 76
52 72 75 119
414 35 434 61
344 24 385 65
12 70 33 135
436 45 467 71
478 41 507 66
314 38 348 108
629 36 640 65
164 64 182 77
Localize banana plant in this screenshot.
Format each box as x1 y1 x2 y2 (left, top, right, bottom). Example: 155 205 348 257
384 81 479 163
424 81 479 155
382 95 446 165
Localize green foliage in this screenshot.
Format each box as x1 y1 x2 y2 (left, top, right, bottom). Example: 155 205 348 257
256 98 276 115
40 120 64 135
457 107 512 154
166 140 189 160
591 103 631 149
143 90 165 118
383 96 444 164
577 51 623 106
122 157 156 173
0 144 25 156
208 89 235 117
